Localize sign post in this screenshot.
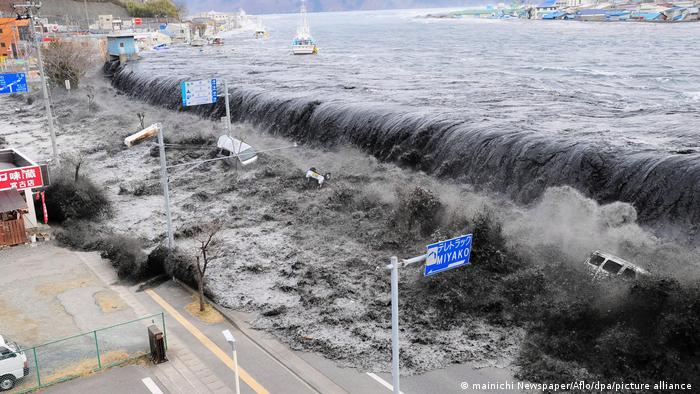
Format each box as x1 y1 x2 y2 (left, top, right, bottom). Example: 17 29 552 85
0 72 29 94
0 165 44 191
385 233 473 394
180 79 217 107
224 80 231 136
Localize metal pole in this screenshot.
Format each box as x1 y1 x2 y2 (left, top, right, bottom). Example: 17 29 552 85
161 312 168 350
224 79 231 136
83 0 89 31
232 342 241 394
390 255 400 394
157 124 175 248
94 330 102 369
24 3 60 165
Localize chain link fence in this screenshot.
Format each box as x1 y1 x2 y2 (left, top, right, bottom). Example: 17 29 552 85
6 313 166 393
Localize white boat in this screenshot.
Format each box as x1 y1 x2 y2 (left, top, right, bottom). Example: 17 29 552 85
190 37 206 47
292 1 317 55
254 18 269 39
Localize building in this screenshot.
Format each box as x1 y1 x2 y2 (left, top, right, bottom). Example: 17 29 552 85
0 149 46 247
163 22 191 43
107 33 138 62
134 31 172 50
0 18 29 60
534 0 561 18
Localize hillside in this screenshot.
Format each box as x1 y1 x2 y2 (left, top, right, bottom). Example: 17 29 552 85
0 0 128 23
186 0 479 14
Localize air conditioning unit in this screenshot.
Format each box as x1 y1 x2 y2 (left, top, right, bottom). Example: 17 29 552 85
148 324 168 364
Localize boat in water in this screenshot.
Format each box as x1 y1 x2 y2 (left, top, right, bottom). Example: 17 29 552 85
190 35 206 47
292 1 317 55
212 37 224 46
254 18 269 39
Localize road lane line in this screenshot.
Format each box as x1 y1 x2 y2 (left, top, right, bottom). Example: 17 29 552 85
145 289 270 394
142 377 164 394
366 372 406 394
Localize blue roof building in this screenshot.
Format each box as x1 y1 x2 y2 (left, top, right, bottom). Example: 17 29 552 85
107 33 138 62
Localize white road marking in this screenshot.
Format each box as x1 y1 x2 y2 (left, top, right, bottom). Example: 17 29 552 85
366 372 406 394
142 377 164 394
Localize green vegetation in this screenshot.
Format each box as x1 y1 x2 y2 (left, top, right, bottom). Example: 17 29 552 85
124 0 180 18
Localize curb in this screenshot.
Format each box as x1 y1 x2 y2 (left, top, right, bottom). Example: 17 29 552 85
172 278 347 394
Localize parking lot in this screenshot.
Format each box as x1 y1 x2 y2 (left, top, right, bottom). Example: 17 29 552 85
0 242 148 392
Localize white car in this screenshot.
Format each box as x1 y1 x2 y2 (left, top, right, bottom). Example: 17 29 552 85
0 335 28 391
584 251 649 280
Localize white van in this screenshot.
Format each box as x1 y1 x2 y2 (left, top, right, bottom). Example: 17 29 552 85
217 135 258 166
0 335 28 391
584 251 649 280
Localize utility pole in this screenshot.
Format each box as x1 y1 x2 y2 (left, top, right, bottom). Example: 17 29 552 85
83 0 90 31
156 124 175 249
224 80 232 137
14 1 60 165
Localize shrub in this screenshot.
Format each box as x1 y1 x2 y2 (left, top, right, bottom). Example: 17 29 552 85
44 174 111 223
390 186 444 237
54 221 150 281
147 245 197 288
42 41 95 89
96 236 148 279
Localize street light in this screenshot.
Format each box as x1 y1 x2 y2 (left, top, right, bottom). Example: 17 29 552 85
124 123 174 248
222 329 241 394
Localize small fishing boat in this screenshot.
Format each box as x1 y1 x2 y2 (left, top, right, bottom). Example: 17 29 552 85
212 37 224 46
190 37 206 47
292 1 317 55
254 19 269 39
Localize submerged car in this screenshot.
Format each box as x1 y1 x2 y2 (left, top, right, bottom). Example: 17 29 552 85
584 251 649 280
0 335 28 391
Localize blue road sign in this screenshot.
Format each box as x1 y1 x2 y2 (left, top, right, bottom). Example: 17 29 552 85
180 79 217 107
424 234 473 276
0 73 29 95
159 23 167 30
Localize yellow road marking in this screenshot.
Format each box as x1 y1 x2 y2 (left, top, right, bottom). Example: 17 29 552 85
145 289 270 394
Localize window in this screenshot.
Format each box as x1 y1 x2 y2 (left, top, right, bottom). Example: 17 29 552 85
0 347 15 361
588 254 606 267
0 43 5 48
621 269 636 280
0 28 3 34
602 260 623 274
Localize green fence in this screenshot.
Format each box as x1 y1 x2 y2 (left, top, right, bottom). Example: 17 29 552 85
8 313 166 393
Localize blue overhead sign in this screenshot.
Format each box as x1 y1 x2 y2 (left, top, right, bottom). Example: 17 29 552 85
0 73 28 95
181 79 217 107
424 234 472 276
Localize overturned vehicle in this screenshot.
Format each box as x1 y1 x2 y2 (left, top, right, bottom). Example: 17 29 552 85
584 251 650 280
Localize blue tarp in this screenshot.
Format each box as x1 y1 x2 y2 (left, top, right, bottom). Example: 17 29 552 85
542 11 566 19
633 12 662 20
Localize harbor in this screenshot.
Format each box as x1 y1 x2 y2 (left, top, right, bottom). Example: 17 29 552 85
424 1 700 22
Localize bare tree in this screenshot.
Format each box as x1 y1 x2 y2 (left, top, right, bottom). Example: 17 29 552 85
194 221 223 312
42 40 96 89
137 112 145 129
85 85 96 110
61 152 85 182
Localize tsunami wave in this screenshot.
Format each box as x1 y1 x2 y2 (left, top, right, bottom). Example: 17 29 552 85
111 68 700 238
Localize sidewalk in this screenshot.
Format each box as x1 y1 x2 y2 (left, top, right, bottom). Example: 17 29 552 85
79 251 345 394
